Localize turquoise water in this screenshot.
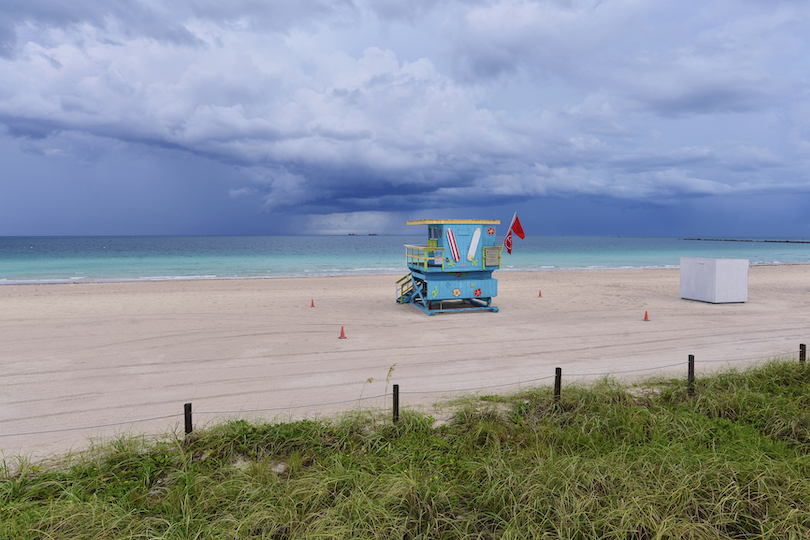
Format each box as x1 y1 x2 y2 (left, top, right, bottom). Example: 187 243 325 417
1 235 809 285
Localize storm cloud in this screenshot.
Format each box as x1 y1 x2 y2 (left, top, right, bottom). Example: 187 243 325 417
1 0 809 235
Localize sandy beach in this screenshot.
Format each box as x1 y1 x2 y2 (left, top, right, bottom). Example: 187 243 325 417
2 265 809 461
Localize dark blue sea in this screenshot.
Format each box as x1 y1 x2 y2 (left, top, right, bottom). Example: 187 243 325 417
1 235 809 285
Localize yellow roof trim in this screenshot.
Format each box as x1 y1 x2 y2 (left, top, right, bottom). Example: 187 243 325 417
406 219 500 226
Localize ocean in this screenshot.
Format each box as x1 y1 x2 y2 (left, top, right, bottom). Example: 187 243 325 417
1 235 809 285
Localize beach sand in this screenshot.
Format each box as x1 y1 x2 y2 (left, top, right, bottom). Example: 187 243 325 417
2 266 809 461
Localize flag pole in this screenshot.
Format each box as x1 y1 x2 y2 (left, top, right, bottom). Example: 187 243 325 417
507 212 517 233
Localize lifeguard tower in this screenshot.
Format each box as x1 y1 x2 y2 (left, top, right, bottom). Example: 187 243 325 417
396 219 502 315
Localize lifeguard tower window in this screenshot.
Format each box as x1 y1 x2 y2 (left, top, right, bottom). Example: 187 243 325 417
428 226 440 248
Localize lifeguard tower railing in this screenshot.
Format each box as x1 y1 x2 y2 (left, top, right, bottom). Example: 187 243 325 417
403 245 503 274
404 244 445 272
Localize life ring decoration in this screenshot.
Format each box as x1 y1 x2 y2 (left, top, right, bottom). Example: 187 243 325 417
453 288 461 297
487 227 495 236
474 288 482 297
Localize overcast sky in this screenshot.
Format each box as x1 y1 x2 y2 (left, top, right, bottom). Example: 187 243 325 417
1 0 809 236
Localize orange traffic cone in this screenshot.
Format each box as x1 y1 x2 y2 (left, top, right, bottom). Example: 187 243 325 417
339 326 346 339
538 290 542 297
311 299 315 307
644 311 649 321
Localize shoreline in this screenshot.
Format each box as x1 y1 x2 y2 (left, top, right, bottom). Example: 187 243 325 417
2 265 809 461
2 260 809 287
684 237 810 243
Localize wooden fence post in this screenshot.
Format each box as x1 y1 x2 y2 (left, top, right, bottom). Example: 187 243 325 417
184 402 193 436
801 344 806 364
393 384 399 424
688 355 695 397
554 367 562 403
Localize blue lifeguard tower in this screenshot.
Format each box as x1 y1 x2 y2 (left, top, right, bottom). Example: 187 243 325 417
396 219 502 315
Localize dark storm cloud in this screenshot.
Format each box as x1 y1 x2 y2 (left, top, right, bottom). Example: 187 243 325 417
0 0 362 50
1 116 61 139
0 20 17 58
1 0 809 234
1 0 201 55
644 86 769 117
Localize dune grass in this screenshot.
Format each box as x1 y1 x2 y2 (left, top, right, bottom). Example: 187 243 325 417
4 359 810 539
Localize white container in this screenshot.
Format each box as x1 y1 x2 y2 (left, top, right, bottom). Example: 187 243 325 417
680 258 749 303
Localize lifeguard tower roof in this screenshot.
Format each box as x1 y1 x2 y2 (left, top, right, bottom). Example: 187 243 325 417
406 219 500 226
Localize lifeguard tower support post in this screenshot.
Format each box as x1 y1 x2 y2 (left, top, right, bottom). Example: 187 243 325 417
396 219 502 315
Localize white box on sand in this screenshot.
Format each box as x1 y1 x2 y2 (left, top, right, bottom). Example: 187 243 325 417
680 258 749 303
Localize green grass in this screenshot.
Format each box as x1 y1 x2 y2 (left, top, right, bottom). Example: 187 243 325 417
4 359 810 539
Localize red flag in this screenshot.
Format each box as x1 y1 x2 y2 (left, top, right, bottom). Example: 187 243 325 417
507 212 525 239
511 213 525 239
503 212 523 254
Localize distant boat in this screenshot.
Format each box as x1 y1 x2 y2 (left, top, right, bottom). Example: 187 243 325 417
348 233 357 236
368 233 377 236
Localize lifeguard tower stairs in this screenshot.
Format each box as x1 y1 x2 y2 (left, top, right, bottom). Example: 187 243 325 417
397 219 502 315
